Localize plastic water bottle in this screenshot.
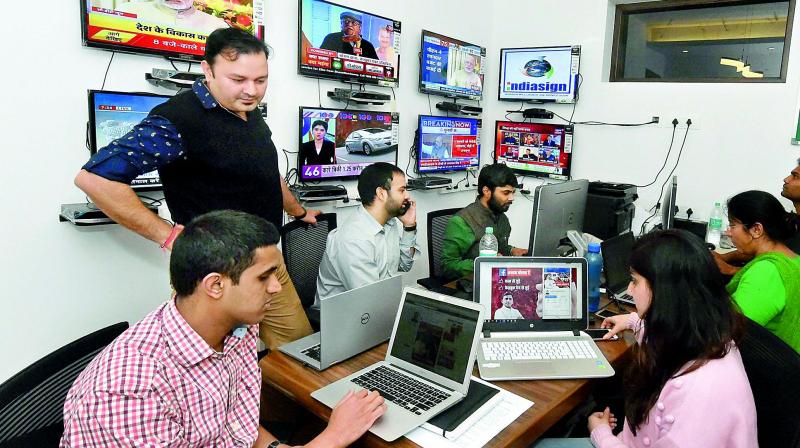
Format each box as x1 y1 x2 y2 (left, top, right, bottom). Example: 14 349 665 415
586 243 602 313
479 227 499 257
707 202 724 248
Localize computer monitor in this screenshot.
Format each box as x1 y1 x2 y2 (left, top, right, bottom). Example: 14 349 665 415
494 121 574 181
416 115 480 173
87 90 171 190
80 0 265 61
661 176 678 230
498 45 581 103
298 0 401 87
419 30 486 101
528 180 589 256
298 107 399 181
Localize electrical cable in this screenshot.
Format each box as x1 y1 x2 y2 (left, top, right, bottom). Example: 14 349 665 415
634 121 678 188
100 51 115 90
551 111 658 127
639 123 691 234
567 73 583 125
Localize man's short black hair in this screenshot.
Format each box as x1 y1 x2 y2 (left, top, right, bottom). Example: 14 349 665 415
477 163 519 198
170 210 280 297
358 162 404 206
311 120 328 131
204 27 270 67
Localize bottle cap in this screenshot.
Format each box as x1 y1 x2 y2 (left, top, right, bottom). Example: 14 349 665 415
588 242 601 253
485 227 494 235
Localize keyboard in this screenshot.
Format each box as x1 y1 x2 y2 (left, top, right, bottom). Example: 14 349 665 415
481 340 598 361
301 344 321 362
351 365 449 415
613 291 635 304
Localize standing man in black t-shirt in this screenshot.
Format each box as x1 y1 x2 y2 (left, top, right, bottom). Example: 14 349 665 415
75 28 317 349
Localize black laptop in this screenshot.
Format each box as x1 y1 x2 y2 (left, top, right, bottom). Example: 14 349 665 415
600 231 636 305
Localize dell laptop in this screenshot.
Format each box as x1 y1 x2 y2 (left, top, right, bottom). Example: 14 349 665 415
311 287 485 441
279 275 403 371
600 231 636 306
473 256 615 381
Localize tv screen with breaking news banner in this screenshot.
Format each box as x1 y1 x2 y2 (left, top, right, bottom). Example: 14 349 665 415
298 107 399 182
298 0 401 87
80 0 265 61
416 115 480 173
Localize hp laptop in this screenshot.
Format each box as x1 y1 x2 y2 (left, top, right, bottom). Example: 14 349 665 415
279 275 403 371
600 231 636 306
473 257 615 381
311 287 485 442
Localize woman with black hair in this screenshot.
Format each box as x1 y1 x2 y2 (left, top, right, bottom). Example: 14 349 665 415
725 190 800 352
585 230 757 447
300 120 337 166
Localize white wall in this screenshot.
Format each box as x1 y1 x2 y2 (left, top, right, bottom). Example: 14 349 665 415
2 0 798 382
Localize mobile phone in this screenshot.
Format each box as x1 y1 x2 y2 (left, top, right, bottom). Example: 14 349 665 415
584 328 619 341
594 308 619 320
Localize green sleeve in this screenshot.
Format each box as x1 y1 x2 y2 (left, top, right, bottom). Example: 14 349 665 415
731 261 786 326
440 216 476 280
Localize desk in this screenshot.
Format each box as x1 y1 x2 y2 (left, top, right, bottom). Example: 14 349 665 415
260 300 634 447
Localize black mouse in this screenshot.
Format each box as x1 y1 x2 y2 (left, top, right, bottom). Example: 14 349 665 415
456 278 474 294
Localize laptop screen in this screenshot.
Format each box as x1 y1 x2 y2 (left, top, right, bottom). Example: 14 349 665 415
474 257 587 331
389 292 480 383
601 232 635 293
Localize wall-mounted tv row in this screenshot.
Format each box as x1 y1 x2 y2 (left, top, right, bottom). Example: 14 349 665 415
81 0 581 103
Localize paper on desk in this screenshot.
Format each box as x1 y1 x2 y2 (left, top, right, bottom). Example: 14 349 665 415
405 378 533 448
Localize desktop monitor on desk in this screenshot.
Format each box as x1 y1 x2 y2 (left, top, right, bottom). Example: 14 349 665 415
661 176 678 230
528 180 589 256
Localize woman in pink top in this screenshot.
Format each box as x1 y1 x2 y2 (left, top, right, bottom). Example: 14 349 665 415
587 229 758 447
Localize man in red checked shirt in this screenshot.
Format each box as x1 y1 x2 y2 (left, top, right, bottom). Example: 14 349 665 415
61 211 385 448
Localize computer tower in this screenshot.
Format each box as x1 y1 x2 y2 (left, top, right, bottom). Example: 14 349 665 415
583 182 638 240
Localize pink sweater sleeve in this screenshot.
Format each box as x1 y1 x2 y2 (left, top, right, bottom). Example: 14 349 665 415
590 347 757 448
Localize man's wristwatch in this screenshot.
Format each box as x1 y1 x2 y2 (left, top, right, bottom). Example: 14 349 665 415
403 223 417 232
293 208 307 220
267 440 283 448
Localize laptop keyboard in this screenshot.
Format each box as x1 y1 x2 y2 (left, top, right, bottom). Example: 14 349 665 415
615 292 634 303
481 340 598 361
301 344 321 362
351 365 449 415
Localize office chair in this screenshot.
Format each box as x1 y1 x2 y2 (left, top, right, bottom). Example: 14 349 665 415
0 322 128 447
738 317 800 448
281 213 337 328
417 208 461 292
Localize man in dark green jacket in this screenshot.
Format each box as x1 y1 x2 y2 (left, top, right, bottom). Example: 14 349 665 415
441 164 528 280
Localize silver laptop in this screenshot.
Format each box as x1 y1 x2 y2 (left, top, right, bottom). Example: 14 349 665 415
279 275 403 371
473 257 615 381
311 287 485 442
601 231 636 306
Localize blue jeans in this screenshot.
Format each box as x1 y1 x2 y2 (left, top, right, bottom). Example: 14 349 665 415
531 437 594 448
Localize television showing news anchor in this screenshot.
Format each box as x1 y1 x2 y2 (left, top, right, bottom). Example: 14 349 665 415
298 0 401 87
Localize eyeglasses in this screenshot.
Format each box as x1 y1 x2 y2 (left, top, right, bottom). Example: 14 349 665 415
341 18 361 26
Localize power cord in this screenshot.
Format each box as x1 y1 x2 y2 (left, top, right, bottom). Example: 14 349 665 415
639 120 692 234
100 51 115 90
634 119 678 188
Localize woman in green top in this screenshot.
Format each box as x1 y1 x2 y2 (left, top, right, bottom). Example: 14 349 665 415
725 190 800 353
